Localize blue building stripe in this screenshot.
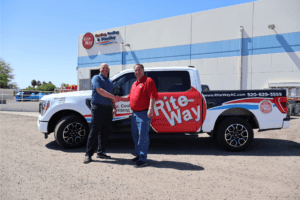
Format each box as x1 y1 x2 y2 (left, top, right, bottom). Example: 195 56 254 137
78 52 122 68
123 45 191 65
248 32 300 56
78 31 300 68
124 54 191 65
192 39 241 54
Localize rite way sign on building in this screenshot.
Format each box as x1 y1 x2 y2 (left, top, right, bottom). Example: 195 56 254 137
82 31 119 49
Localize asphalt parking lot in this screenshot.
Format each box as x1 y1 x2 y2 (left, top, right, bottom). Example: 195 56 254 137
0 109 299 200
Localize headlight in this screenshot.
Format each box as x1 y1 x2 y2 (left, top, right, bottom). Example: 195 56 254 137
39 100 50 116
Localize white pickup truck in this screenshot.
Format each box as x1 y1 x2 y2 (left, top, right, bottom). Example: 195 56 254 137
37 67 290 151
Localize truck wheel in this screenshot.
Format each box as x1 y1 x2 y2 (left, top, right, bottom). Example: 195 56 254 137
54 115 89 148
217 117 253 151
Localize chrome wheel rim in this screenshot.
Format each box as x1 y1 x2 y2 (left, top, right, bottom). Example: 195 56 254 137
63 123 85 145
224 124 248 147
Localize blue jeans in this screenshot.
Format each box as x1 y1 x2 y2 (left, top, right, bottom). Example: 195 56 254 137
131 111 152 162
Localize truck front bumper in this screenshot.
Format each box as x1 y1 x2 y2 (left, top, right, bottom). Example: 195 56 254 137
37 119 48 133
282 118 290 129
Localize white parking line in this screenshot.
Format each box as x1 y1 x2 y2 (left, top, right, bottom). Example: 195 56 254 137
0 111 39 117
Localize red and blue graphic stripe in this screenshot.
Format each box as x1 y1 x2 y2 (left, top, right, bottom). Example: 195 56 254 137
84 114 131 122
209 98 276 110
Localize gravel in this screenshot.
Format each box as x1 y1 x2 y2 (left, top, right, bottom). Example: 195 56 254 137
0 112 299 200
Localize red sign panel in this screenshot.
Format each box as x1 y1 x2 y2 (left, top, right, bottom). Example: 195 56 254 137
82 33 94 49
151 87 206 133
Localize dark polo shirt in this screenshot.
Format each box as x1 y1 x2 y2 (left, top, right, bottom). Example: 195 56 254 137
128 75 158 111
91 73 113 106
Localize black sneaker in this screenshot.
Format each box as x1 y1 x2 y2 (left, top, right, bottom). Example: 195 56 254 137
135 160 148 168
97 152 111 159
83 156 92 164
131 156 139 162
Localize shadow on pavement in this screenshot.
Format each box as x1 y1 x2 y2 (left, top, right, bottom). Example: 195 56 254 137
91 158 204 171
289 116 300 120
45 136 300 157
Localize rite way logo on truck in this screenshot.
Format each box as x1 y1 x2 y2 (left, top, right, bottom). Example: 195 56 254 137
154 96 201 126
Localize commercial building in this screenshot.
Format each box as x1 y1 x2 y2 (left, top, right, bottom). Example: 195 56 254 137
77 0 300 93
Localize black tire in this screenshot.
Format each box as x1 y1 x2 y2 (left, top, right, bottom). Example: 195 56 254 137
207 132 217 138
54 115 89 148
217 117 253 151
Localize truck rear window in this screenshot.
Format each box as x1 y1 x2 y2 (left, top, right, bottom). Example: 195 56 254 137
146 71 191 93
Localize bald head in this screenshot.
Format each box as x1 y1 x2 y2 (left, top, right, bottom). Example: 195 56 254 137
100 63 109 77
100 63 108 69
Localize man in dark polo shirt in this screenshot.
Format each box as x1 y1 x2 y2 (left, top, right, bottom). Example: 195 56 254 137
116 64 158 167
84 63 116 164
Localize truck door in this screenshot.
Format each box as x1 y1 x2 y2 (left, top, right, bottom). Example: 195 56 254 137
113 72 135 122
147 71 203 133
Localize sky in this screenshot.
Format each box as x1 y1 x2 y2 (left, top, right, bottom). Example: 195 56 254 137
1 0 257 89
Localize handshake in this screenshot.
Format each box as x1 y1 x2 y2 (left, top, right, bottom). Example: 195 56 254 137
111 95 128 102
114 95 120 102
112 95 120 102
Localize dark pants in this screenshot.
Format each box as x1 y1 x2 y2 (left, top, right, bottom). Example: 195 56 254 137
85 104 113 157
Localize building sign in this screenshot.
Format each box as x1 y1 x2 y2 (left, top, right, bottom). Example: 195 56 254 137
95 31 119 45
82 33 94 49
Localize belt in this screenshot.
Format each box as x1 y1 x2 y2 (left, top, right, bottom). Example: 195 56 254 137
92 104 113 108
